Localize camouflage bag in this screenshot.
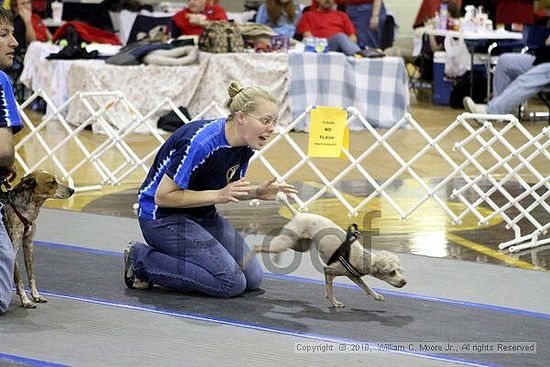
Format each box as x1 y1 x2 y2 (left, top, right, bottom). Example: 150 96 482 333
198 21 244 53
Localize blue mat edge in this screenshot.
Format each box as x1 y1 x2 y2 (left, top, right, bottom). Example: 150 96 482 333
0 353 70 367
33 240 550 321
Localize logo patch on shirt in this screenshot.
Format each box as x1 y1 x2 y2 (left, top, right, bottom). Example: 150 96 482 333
226 165 239 182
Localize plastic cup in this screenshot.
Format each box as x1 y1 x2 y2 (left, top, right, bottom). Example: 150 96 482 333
52 2 63 23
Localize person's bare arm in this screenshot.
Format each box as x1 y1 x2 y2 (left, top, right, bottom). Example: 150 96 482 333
187 13 209 28
0 127 14 167
19 7 36 43
370 0 382 30
154 174 252 208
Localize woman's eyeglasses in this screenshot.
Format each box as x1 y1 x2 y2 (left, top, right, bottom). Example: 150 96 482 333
242 112 279 127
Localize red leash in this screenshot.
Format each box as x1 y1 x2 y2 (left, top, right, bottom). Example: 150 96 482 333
8 201 31 236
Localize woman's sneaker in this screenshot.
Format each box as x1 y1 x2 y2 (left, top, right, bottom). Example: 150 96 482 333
124 241 151 289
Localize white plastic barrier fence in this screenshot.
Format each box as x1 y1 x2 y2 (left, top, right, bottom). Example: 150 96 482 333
250 108 549 253
15 90 549 253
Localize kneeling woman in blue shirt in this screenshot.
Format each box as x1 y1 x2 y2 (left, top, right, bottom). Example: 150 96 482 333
125 81 296 297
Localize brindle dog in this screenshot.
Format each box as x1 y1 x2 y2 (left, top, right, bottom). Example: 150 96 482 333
1 171 74 308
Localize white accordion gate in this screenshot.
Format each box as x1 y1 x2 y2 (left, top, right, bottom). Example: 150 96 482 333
15 90 549 253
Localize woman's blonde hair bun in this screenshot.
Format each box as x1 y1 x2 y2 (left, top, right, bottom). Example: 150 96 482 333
225 80 279 117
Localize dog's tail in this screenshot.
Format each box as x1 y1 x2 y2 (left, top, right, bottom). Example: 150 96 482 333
276 191 300 217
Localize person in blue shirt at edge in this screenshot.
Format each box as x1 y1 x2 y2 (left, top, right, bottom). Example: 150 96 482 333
124 81 297 298
256 0 301 39
0 7 24 314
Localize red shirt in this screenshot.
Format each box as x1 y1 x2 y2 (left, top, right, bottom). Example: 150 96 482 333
31 13 49 42
296 9 356 38
172 5 228 36
496 0 534 26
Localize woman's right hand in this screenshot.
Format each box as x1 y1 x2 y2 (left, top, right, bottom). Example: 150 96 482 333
187 13 207 26
217 178 252 203
18 6 32 24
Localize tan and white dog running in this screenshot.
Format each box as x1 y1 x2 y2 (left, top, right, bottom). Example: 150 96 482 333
0 171 74 308
244 193 406 308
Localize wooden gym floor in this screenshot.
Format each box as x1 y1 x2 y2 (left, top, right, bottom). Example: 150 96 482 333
13 96 550 272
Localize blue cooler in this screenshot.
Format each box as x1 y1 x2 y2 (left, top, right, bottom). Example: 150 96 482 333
432 51 453 106
432 51 487 106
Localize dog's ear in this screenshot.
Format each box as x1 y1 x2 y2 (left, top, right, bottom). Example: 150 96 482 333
20 176 37 190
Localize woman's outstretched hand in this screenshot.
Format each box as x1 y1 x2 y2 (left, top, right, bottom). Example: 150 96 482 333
217 178 252 203
255 177 297 201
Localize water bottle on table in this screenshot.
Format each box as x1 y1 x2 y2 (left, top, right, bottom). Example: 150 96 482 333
315 38 328 53
304 37 315 52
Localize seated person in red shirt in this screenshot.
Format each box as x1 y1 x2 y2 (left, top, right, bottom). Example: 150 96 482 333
296 0 368 56
172 0 228 36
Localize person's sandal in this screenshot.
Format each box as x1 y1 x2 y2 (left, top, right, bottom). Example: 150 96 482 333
359 48 385 58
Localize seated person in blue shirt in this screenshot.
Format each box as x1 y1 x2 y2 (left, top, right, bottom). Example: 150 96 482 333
256 0 301 38
124 81 297 298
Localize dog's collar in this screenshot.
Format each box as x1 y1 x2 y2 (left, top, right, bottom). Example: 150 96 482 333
326 223 364 277
8 201 31 236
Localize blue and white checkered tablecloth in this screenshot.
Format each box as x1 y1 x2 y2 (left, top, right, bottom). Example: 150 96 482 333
289 52 410 130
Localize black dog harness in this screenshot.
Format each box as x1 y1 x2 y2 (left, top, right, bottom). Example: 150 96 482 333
326 223 363 277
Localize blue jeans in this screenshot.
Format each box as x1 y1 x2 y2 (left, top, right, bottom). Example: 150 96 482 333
346 3 387 49
488 53 550 114
133 211 263 297
0 203 15 314
328 33 361 56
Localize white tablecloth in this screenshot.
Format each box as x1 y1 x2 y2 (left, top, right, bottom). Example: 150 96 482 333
20 42 117 111
20 42 410 132
65 52 290 132
423 28 523 41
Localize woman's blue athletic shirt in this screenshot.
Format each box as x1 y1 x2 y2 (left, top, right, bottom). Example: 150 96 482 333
138 118 254 220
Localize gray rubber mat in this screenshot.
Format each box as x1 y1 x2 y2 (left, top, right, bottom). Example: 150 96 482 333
0 361 33 367
30 243 549 367
0 354 67 367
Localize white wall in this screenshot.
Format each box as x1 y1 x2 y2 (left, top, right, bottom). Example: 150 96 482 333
385 0 422 50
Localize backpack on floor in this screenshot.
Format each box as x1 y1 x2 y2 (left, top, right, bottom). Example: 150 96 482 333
198 21 244 53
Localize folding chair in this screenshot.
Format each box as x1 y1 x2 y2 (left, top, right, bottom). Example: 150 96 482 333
127 15 173 45
486 26 550 101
